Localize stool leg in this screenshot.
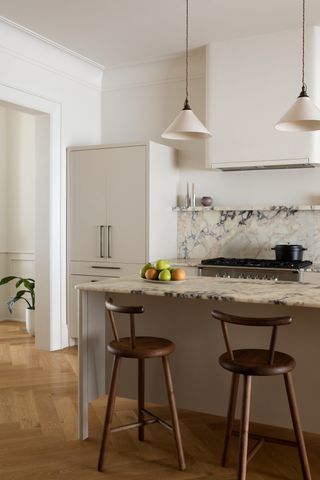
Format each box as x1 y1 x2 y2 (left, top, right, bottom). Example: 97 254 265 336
162 356 186 471
222 373 240 467
97 356 121 472
138 358 145 441
238 375 251 480
284 372 312 480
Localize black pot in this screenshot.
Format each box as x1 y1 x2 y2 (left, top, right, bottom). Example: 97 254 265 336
271 244 307 262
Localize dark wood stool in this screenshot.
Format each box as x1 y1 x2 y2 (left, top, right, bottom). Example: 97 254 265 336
97 300 186 472
212 309 312 480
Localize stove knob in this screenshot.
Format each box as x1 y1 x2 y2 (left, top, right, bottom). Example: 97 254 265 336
238 274 243 279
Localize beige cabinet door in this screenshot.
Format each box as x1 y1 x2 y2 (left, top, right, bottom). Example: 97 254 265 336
69 149 107 262
105 146 146 264
68 274 120 338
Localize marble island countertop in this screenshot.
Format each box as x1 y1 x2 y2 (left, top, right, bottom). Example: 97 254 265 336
76 274 320 309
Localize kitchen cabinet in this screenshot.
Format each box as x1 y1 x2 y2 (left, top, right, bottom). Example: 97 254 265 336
67 141 178 337
69 145 146 264
206 28 320 169
300 271 320 284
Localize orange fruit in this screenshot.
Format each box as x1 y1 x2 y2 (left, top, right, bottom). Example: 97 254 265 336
171 268 186 281
145 268 159 280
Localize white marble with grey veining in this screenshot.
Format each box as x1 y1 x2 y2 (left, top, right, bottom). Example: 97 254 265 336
76 274 320 309
177 207 320 262
174 205 320 212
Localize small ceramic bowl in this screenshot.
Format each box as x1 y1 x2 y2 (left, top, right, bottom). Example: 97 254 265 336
200 196 213 206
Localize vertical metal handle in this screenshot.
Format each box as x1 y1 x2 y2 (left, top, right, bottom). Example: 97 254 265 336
107 225 112 258
99 225 104 258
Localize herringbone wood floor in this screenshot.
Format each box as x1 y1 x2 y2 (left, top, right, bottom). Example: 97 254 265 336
0 321 319 479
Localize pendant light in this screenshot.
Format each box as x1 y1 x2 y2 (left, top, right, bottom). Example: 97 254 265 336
275 0 320 132
161 0 212 140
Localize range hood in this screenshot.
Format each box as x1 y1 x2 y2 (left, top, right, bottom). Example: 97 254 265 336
211 158 318 172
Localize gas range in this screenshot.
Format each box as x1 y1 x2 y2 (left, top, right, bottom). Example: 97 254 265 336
198 257 313 282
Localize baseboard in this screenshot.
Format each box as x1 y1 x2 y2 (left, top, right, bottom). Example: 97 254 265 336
0 317 25 323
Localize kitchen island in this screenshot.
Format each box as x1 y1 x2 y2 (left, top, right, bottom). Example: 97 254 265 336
76 275 320 439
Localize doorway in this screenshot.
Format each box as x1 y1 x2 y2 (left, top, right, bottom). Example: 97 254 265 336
0 84 66 351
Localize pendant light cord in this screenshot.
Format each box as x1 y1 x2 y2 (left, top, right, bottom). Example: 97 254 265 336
183 0 191 109
185 0 189 101
302 0 305 88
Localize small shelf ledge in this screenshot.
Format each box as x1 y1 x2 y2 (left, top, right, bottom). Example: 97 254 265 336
173 205 320 212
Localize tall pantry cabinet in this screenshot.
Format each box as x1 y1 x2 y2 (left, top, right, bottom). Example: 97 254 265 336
67 141 178 337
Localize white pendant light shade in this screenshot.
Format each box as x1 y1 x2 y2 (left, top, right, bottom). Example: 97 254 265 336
276 0 320 132
161 0 211 140
162 102 212 140
275 93 320 132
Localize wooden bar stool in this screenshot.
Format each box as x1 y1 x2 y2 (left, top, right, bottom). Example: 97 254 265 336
97 300 186 472
212 309 312 480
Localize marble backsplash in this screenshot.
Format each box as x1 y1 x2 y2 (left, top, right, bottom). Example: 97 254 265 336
177 206 320 262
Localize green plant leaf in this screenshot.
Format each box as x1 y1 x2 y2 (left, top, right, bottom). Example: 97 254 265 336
23 279 34 291
1 277 35 312
0 276 20 286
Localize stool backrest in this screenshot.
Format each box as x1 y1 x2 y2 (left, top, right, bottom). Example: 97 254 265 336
212 309 292 365
105 300 144 349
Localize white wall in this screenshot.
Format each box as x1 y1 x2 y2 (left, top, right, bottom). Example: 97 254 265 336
0 18 103 349
7 108 35 253
101 48 206 206
0 105 7 252
0 105 8 319
0 105 36 321
101 30 320 207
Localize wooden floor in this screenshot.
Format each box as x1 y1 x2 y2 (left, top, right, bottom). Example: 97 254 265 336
0 321 319 479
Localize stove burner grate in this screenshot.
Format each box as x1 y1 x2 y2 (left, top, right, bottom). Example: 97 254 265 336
200 257 312 269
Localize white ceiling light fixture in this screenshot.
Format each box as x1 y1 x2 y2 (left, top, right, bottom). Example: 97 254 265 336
275 0 320 132
161 0 212 140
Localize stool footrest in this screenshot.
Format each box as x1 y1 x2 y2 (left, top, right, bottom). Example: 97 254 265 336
141 408 173 432
110 408 173 434
232 429 297 448
247 438 264 463
111 419 157 433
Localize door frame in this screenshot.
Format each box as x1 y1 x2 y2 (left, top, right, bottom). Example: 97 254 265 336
0 82 67 350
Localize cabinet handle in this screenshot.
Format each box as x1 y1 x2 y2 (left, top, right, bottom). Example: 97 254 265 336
91 266 120 270
98 225 104 258
107 225 112 258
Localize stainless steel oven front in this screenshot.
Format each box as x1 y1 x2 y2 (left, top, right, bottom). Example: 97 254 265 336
198 265 301 282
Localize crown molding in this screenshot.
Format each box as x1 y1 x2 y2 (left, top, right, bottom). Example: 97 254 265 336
0 16 105 70
0 17 104 90
102 47 205 93
102 73 205 93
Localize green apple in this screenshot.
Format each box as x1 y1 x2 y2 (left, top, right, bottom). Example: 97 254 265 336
158 269 171 281
140 262 153 278
155 259 171 271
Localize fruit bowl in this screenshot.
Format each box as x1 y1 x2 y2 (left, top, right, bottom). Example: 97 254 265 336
143 278 185 284
139 260 186 282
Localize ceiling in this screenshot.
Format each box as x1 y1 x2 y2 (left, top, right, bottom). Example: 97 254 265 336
0 0 320 68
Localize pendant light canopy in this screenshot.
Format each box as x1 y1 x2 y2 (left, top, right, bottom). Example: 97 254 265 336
162 0 212 140
275 0 320 132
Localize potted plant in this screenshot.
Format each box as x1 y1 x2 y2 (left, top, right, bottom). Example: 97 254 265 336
0 276 35 335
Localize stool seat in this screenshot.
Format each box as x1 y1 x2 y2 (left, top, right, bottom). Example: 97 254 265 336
108 336 175 358
219 349 296 376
